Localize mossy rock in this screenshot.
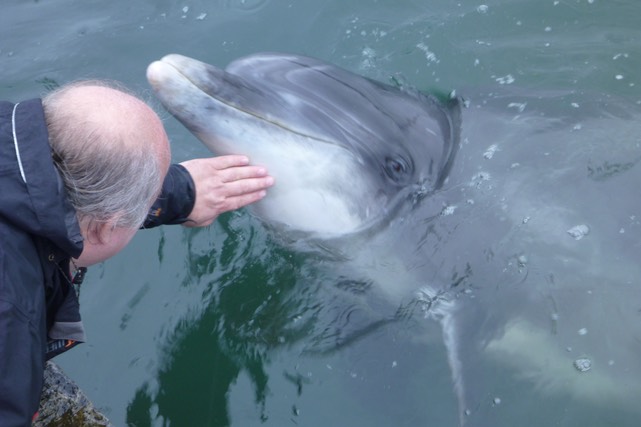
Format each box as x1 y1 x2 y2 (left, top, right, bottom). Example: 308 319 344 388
34 362 111 427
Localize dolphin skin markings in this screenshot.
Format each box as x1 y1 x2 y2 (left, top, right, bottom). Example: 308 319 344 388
148 53 641 425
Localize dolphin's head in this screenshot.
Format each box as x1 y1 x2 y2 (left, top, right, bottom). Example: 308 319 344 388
147 53 461 237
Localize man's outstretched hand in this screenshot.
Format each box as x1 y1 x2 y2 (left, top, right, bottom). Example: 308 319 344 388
179 155 274 227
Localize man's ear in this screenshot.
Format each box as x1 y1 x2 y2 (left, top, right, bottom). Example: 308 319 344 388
83 219 117 245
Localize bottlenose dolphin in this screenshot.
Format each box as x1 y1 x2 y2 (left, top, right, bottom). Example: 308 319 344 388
147 53 641 426
147 53 461 237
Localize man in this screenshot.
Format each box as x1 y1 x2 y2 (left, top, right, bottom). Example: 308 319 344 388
0 81 274 426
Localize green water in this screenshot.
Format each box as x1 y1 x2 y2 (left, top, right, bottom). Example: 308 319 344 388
3 1 641 426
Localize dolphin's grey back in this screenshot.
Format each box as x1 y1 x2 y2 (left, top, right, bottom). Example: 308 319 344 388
225 52 462 191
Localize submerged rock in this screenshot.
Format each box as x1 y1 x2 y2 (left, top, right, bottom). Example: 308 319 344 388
34 361 111 427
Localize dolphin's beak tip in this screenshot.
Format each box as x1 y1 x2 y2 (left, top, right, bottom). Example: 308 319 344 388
146 61 162 83
160 53 184 64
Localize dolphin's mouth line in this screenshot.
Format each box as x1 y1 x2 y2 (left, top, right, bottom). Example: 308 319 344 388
164 61 343 150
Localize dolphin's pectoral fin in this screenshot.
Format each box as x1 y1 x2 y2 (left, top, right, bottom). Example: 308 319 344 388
416 287 467 425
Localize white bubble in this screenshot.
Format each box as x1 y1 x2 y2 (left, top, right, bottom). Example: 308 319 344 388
494 74 515 85
567 224 590 240
441 205 457 216
508 102 527 112
483 144 498 159
417 43 438 63
574 358 592 372
471 171 491 187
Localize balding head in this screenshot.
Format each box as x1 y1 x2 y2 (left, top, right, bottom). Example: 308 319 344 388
53 84 170 165
43 81 171 232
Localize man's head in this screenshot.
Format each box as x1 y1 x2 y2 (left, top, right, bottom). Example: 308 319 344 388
43 81 171 266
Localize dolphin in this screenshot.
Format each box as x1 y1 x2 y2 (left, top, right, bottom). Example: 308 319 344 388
147 53 461 237
147 51 469 421
147 53 641 426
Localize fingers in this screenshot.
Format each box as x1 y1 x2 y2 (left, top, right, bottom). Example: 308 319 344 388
207 155 273 194
221 188 268 212
177 155 274 228
219 174 274 198
207 154 250 169
182 187 267 228
201 155 270 183
218 164 270 184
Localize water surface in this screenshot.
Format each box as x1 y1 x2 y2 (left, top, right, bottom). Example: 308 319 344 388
2 1 641 426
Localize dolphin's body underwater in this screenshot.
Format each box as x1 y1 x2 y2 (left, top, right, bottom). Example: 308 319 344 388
147 53 641 426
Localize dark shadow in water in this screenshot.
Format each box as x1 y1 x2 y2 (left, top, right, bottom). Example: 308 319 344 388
125 216 322 426
124 215 408 426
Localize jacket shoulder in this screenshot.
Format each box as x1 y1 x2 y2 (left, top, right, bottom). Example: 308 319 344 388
0 219 45 317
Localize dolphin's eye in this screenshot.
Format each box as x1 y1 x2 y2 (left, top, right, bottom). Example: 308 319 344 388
384 156 411 183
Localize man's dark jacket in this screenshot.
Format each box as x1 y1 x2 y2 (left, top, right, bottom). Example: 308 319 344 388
0 98 195 426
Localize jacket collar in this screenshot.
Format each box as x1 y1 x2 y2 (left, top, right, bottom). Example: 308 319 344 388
0 98 83 258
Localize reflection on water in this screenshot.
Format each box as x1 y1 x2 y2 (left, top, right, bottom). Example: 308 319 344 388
123 216 318 425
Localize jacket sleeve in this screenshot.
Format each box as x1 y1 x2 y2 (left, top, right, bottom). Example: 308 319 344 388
143 163 196 229
0 299 44 427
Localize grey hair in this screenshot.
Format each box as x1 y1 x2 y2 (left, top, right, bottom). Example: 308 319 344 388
43 80 166 231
